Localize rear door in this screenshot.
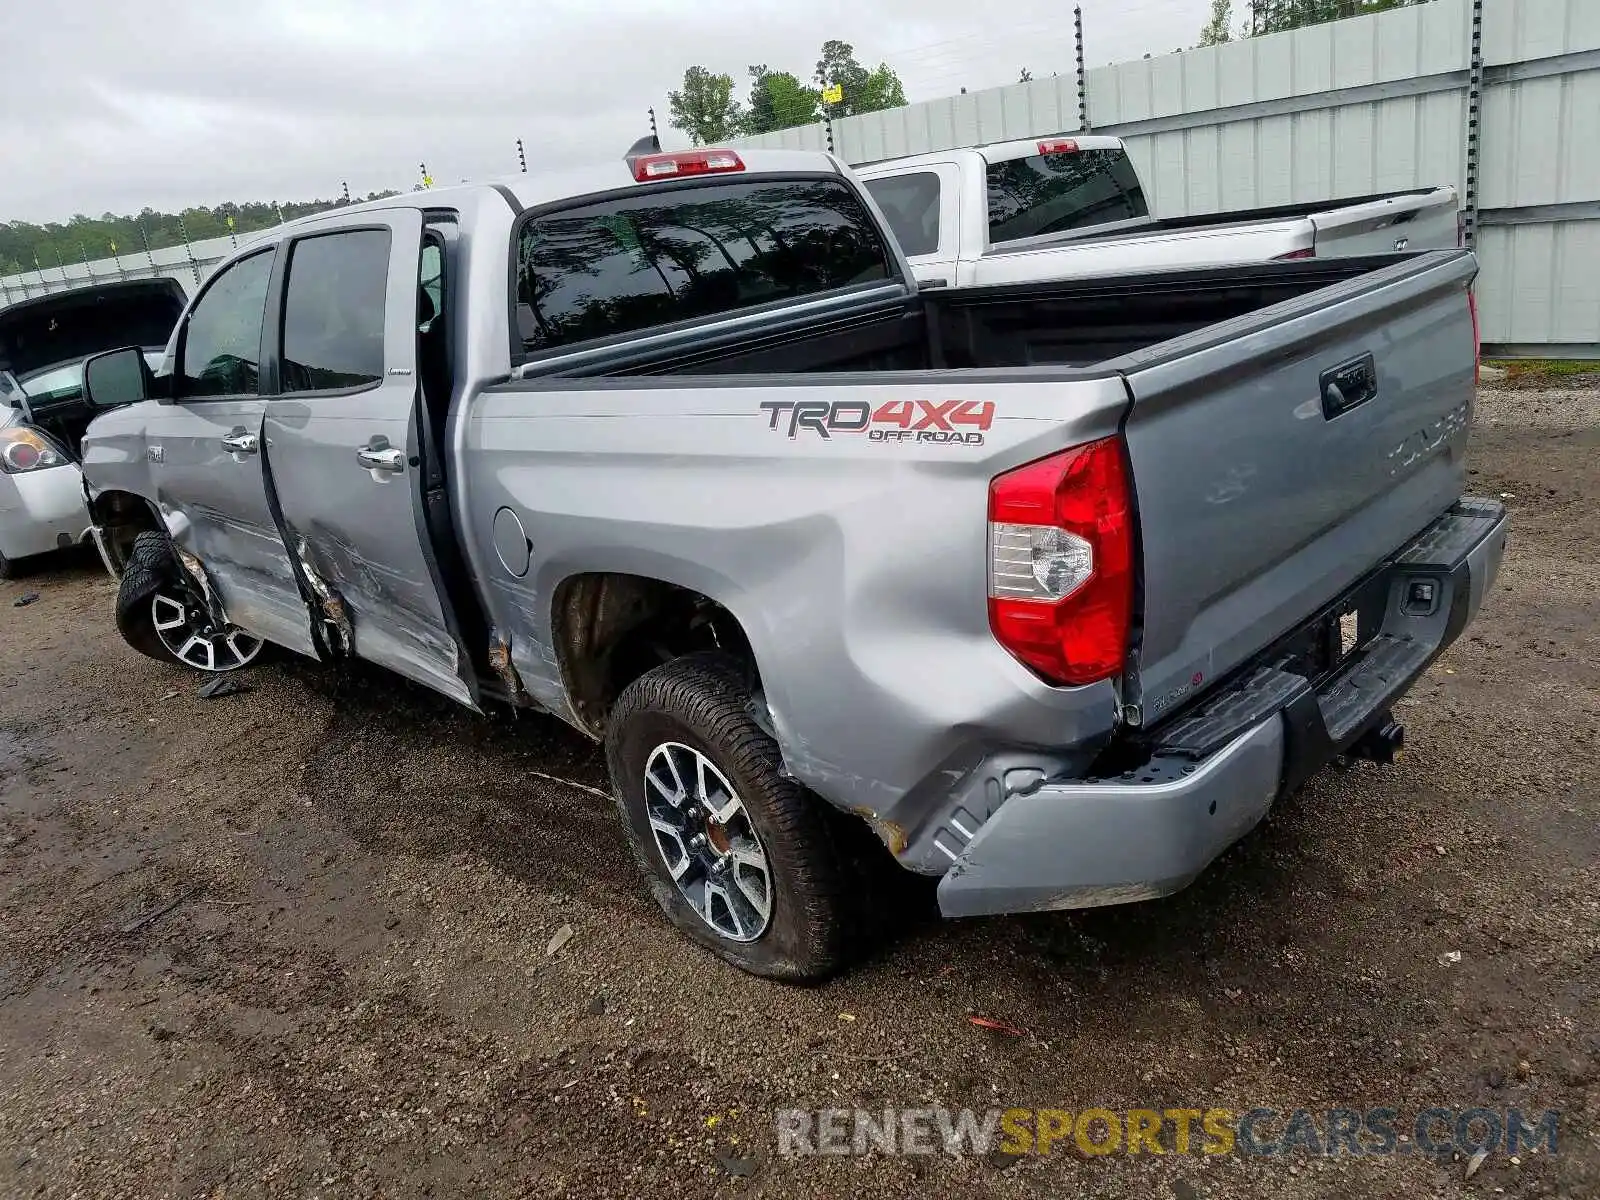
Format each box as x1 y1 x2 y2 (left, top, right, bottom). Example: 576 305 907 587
261 213 479 707
861 164 960 287
1115 250 1479 723
145 246 321 659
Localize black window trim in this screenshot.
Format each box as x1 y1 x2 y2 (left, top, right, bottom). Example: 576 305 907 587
505 170 904 369
273 224 396 403
173 244 279 404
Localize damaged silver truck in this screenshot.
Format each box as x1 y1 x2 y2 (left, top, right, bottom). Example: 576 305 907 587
76 146 1506 980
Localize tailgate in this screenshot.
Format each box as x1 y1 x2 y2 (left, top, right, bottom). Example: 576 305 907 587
1310 188 1460 257
1116 249 1479 723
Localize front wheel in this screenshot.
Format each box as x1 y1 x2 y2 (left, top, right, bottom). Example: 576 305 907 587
605 654 855 981
114 531 264 672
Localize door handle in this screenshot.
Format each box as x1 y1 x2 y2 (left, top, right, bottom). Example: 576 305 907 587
356 446 405 473
221 432 259 455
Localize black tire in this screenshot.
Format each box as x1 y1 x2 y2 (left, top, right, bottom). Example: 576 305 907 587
0 550 14 580
605 653 854 982
114 531 184 665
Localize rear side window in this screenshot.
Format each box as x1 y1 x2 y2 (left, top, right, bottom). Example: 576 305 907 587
514 177 892 354
986 148 1149 245
863 172 942 257
281 229 391 393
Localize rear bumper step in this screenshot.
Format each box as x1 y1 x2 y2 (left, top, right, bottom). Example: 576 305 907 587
936 496 1508 919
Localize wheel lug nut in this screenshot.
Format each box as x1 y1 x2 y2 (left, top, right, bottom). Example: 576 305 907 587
688 834 707 850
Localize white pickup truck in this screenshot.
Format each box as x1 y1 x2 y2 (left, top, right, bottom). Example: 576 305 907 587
857 134 1460 287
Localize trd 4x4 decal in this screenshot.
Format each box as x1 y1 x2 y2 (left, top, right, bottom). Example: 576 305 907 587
759 399 995 445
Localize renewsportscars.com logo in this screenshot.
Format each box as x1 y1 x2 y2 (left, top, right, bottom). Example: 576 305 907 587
775 1106 1561 1161
759 399 996 445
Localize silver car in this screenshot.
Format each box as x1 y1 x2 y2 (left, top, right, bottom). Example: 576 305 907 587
0 280 184 577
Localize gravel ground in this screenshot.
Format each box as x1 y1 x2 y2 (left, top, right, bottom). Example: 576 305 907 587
1 383 1596 1199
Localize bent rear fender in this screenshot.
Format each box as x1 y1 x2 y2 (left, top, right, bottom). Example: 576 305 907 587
459 372 1133 853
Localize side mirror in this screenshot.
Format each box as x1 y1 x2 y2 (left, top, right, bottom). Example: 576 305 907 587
83 347 152 410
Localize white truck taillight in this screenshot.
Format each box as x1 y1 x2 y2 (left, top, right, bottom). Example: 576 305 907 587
987 437 1134 686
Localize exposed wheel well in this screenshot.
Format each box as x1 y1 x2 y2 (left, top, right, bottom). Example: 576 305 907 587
552 573 758 739
87 491 163 573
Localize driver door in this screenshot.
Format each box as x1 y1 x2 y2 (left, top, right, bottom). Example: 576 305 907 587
261 212 479 707
145 246 321 659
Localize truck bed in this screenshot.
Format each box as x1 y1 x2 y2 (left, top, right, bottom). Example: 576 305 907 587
518 255 1407 379
482 249 1478 796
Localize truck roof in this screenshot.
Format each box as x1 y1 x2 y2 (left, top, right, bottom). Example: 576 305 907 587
857 134 1128 174
277 148 849 232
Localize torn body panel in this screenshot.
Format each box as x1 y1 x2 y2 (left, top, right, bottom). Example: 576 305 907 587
486 627 536 708
295 537 353 656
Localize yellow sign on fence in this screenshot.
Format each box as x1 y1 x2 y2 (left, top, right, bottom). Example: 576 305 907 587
821 84 843 105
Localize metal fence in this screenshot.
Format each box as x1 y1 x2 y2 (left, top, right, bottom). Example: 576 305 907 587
0 230 267 305
5 0 1596 356
735 0 1600 359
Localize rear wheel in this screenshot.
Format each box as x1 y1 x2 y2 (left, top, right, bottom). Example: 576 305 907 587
115 531 263 672
0 550 13 580
605 654 854 981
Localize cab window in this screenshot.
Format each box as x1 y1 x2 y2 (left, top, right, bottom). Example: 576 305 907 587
178 250 274 399
280 230 391 394
863 172 942 257
513 177 891 355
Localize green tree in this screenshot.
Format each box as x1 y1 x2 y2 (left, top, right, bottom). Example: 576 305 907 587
1199 0 1234 44
668 66 744 146
1246 0 1423 35
745 64 821 134
0 193 399 282
813 40 905 118
856 63 908 114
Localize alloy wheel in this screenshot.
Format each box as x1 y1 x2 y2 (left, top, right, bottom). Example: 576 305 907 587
151 591 264 673
642 741 773 943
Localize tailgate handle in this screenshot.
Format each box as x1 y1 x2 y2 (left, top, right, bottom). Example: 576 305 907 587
1320 353 1378 420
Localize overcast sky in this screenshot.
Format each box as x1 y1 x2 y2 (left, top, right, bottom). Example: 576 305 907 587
2 0 1210 225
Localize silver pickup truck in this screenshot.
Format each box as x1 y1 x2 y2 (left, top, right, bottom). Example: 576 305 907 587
77 146 1505 980
857 135 1461 287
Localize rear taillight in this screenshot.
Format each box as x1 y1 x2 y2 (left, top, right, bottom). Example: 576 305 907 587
632 150 745 182
1037 138 1080 155
1274 248 1315 261
988 437 1134 686
1469 286 1481 386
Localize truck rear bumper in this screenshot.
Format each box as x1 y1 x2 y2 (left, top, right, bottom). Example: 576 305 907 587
936 496 1508 919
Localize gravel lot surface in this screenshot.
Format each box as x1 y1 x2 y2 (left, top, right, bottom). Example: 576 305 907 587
1 384 1596 1199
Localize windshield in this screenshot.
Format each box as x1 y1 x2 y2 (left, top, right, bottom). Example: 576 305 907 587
17 350 165 406
986 147 1149 245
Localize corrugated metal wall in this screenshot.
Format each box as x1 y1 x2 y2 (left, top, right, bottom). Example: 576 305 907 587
5 0 1598 354
736 0 1600 356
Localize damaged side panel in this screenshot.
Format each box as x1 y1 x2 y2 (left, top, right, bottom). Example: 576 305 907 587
143 394 324 662
295 537 353 655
